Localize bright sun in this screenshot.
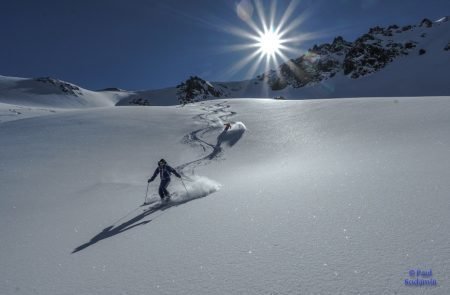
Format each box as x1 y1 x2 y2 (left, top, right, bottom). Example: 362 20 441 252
257 30 281 56
226 0 317 79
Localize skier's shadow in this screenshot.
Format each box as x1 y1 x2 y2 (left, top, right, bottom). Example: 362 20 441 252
179 126 246 168
73 124 245 254
217 127 245 148
209 127 245 159
72 199 190 254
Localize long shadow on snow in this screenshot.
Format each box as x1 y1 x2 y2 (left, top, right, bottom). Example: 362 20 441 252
72 194 207 254
73 102 243 254
177 127 245 173
217 127 245 148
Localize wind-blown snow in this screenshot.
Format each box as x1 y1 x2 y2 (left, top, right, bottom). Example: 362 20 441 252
219 121 246 147
172 175 222 203
1 97 449 294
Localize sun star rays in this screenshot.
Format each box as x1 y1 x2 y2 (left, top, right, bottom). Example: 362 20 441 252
223 0 319 82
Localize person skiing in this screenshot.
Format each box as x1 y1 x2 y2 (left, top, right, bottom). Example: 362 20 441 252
148 159 181 200
224 123 232 131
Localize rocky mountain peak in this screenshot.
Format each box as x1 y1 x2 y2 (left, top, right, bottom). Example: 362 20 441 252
259 17 445 90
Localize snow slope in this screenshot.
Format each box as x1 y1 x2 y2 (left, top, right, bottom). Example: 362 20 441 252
0 102 62 123
0 75 132 108
1 97 449 294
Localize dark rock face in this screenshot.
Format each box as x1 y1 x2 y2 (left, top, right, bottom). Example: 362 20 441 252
402 25 412 31
388 24 399 30
260 20 424 89
404 42 416 49
261 36 352 90
420 18 433 28
343 41 401 78
444 42 450 51
176 76 224 104
419 49 426 55
35 77 83 96
129 97 151 106
100 87 123 92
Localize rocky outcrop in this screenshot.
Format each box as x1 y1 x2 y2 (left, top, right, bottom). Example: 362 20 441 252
260 20 426 89
419 18 433 28
35 77 83 96
128 97 151 106
176 76 224 105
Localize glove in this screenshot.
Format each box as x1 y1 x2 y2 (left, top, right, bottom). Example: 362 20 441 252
148 178 153 183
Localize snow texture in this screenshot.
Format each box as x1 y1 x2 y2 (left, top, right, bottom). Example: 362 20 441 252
1 96 449 294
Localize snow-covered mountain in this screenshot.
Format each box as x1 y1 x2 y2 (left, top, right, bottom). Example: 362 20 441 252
0 75 133 108
1 17 448 108
127 16 450 105
262 18 441 86
258 17 450 92
117 76 227 106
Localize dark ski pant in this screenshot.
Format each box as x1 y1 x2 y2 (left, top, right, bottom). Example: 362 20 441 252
158 179 170 199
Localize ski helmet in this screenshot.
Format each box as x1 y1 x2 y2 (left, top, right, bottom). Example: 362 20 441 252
158 159 167 166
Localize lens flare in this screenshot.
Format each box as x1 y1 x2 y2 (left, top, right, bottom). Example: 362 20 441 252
223 0 322 88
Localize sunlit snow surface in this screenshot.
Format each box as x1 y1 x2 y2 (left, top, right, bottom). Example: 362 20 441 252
0 97 449 294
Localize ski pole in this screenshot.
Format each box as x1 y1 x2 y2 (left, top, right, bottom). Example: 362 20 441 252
144 182 150 204
183 176 195 182
181 179 190 198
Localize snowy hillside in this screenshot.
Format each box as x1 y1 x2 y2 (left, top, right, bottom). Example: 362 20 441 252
1 96 449 294
0 75 133 109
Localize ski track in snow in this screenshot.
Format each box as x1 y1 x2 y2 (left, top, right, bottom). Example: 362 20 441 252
73 101 245 253
178 101 239 174
148 101 245 203
0 104 58 123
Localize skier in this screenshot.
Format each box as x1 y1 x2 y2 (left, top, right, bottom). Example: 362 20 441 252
224 123 232 131
148 159 181 200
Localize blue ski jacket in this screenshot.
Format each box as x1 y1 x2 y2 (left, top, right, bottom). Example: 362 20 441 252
149 164 181 182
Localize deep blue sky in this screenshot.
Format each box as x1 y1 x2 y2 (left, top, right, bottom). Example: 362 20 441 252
1 0 449 90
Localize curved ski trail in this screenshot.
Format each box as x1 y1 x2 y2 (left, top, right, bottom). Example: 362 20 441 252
72 101 245 253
